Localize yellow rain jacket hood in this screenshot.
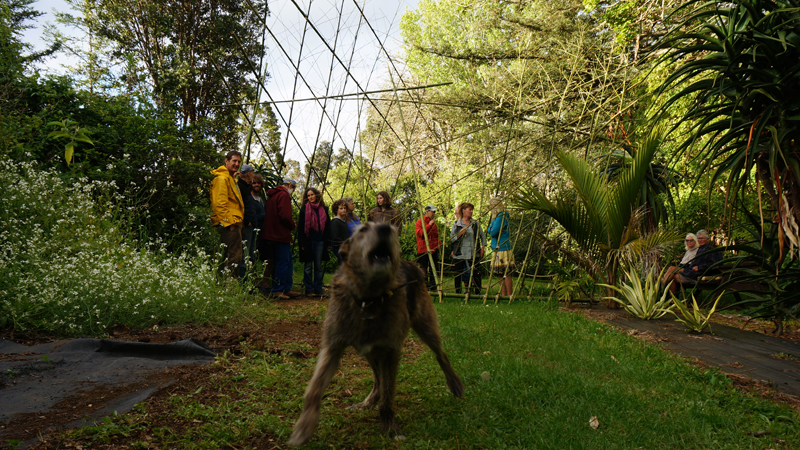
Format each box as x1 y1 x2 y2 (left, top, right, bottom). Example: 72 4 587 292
209 166 244 227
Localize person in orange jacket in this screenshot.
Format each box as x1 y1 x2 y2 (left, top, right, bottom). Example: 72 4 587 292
415 205 441 290
210 151 244 277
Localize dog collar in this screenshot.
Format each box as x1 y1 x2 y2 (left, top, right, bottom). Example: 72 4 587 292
359 280 417 318
360 290 392 315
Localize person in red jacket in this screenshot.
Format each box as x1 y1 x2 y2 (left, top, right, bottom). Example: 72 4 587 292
258 179 301 299
415 205 441 290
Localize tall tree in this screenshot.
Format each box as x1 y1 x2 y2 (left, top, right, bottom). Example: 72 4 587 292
0 0 60 109
242 102 283 171
69 0 268 149
0 0 63 159
49 0 125 94
304 140 334 189
379 0 638 201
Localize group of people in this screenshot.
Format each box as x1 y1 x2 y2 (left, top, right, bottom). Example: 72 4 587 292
211 152 726 300
210 151 407 299
415 198 516 296
663 229 722 293
210 151 521 298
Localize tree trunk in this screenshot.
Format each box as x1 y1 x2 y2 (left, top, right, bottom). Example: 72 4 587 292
605 263 620 309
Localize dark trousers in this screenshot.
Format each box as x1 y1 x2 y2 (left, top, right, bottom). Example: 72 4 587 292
417 251 440 290
271 241 294 292
218 223 243 278
332 245 342 265
303 240 325 294
454 259 481 294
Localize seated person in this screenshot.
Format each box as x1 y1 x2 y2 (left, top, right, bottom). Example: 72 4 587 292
663 233 698 291
669 229 722 294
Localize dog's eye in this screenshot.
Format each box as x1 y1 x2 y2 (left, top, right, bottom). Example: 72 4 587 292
358 227 368 233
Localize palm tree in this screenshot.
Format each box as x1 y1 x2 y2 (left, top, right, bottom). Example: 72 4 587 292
513 128 682 306
597 144 682 232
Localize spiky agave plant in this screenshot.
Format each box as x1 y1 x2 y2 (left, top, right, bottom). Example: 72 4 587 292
600 264 675 319
671 293 723 333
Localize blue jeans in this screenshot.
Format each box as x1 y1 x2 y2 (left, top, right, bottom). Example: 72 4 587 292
272 242 294 292
303 240 324 294
454 259 481 293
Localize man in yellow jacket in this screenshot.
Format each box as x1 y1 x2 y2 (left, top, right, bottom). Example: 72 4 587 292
210 151 244 277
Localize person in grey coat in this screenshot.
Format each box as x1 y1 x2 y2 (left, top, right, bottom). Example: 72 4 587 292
450 202 486 294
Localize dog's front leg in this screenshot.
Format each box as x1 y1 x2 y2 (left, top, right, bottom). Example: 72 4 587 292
288 345 346 447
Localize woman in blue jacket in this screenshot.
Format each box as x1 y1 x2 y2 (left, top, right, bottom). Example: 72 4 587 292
487 197 515 296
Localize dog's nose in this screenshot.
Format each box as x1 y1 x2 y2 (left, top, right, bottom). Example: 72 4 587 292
376 223 393 238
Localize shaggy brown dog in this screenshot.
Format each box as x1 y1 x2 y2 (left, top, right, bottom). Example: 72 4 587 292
288 222 464 446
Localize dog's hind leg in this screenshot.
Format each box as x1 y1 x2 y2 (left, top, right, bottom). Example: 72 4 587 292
348 352 381 410
288 344 346 447
411 311 465 398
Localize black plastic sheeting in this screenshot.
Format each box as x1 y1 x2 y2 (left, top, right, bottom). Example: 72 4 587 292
0 338 215 446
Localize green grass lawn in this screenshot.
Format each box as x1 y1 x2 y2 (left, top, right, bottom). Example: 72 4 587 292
52 300 799 450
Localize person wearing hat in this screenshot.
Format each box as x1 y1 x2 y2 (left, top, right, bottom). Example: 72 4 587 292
210 150 244 278
237 164 259 278
259 178 301 299
415 205 441 290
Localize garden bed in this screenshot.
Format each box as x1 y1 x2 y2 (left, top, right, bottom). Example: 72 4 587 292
0 297 324 447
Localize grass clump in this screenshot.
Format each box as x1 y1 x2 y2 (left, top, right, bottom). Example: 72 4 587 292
0 159 247 336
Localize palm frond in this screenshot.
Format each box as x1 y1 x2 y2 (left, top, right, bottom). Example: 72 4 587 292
606 127 663 248
557 151 610 237
515 181 604 254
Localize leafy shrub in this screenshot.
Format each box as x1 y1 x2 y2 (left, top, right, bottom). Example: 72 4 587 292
0 158 246 336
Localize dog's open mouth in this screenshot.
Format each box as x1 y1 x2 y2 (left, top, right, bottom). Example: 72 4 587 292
368 241 393 265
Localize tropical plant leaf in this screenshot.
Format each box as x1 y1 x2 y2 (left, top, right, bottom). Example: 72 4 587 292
64 142 74 165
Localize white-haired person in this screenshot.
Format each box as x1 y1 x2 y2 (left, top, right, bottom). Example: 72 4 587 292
663 233 698 294
668 230 722 294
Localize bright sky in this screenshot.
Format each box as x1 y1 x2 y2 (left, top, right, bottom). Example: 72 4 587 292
22 0 419 169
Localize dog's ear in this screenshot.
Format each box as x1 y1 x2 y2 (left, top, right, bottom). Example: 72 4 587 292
338 238 350 261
